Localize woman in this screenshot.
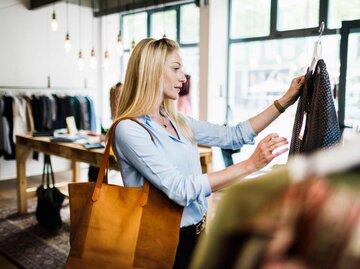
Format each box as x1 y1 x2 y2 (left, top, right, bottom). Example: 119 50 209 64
112 38 305 269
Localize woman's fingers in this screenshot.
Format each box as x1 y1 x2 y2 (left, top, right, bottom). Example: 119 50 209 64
248 133 289 171
268 137 288 151
260 134 288 161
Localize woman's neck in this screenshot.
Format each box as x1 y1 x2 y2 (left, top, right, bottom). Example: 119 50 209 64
150 105 163 118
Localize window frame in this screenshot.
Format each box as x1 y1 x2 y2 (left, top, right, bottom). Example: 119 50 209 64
226 0 350 126
119 1 198 78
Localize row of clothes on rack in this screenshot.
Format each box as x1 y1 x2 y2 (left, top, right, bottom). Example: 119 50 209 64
0 93 96 160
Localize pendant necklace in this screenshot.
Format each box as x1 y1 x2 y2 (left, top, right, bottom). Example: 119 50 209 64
161 116 168 128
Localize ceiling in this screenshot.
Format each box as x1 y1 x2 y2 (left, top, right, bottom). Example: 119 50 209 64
29 0 199 16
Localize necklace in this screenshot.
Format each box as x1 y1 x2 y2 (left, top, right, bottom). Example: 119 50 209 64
161 116 167 128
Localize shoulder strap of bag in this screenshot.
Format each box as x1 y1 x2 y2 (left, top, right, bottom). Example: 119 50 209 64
92 117 155 204
46 154 56 188
42 154 55 188
41 154 48 187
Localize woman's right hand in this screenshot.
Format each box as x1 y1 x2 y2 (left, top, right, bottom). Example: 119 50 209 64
246 133 289 172
279 75 305 109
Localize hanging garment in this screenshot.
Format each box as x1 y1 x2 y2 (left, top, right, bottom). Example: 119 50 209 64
31 95 42 132
289 60 341 156
0 97 12 156
85 96 97 132
3 96 15 159
53 95 66 129
23 95 35 133
12 96 28 142
77 96 90 130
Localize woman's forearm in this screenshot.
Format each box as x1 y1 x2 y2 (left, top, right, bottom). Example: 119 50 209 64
248 102 282 134
207 159 256 192
248 76 305 134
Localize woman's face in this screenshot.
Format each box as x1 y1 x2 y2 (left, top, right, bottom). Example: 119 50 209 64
163 50 186 100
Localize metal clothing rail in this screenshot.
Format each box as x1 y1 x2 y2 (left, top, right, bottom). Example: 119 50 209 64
0 86 93 96
0 86 90 91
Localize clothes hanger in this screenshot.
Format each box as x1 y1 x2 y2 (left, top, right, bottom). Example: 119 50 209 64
309 21 325 74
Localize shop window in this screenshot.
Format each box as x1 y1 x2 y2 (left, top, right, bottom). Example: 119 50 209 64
277 0 319 31
123 12 147 49
230 0 270 39
120 2 199 119
328 0 360 29
228 36 340 164
150 10 177 40
180 4 199 44
345 32 360 128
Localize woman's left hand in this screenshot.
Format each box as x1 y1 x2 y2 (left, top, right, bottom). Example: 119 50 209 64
279 75 305 109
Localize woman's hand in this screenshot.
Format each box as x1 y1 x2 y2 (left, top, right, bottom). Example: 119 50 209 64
279 75 305 109
246 133 289 172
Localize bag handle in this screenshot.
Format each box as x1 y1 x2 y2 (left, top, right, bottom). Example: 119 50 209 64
42 154 55 188
92 117 155 205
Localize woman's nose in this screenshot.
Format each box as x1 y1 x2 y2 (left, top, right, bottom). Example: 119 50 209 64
179 72 187 83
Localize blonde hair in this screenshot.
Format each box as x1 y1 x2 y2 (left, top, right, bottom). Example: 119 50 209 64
114 38 195 143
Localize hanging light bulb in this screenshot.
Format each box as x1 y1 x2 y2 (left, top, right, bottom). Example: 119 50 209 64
130 40 136 53
51 4 58 32
78 50 84 71
90 48 97 69
117 31 124 56
103 49 110 69
64 0 71 52
64 32 71 52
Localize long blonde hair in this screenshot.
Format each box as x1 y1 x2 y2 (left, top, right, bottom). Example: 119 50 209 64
114 38 195 143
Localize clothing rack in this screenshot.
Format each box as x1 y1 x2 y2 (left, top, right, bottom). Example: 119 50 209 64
0 86 92 96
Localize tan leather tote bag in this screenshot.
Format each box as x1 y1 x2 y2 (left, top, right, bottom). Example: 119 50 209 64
65 117 183 269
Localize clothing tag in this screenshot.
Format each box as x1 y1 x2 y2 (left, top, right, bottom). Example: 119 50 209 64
298 112 307 141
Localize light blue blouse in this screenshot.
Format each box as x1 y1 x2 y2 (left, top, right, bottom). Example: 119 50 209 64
113 115 257 227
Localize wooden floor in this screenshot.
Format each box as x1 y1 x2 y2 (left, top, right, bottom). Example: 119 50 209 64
0 170 73 269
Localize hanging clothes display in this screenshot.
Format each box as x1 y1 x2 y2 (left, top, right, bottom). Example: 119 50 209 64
289 59 341 156
0 92 97 161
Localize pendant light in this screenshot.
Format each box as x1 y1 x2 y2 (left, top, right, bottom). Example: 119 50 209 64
103 0 110 69
104 49 110 69
116 0 124 56
78 0 84 71
64 0 71 52
130 0 136 52
90 48 97 69
51 3 58 32
90 0 97 69
162 0 166 38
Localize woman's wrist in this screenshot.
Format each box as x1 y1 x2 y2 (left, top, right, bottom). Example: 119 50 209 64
278 96 291 110
274 100 286 113
244 159 257 174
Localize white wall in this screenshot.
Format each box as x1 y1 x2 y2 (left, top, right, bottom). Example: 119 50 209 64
0 0 121 180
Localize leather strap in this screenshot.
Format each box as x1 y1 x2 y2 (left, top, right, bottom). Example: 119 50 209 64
274 99 285 113
92 117 155 206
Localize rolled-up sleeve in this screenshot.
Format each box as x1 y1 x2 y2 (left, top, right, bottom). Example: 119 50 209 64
114 120 212 207
185 116 257 149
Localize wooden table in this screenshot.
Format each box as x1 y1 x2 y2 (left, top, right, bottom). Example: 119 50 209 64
16 134 213 213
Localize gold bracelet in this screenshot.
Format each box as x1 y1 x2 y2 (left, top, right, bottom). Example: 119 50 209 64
273 100 285 113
